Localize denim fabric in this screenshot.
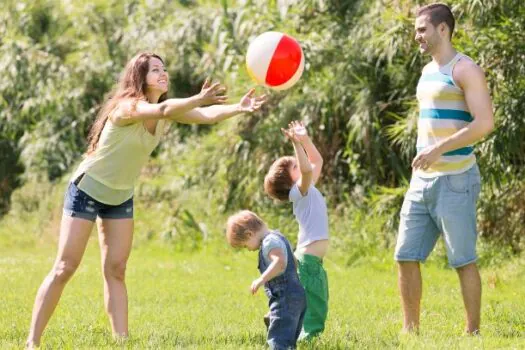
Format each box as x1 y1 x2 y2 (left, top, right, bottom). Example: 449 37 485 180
258 231 306 350
63 181 133 222
395 164 481 268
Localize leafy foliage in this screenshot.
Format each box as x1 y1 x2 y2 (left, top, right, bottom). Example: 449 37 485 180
1 0 524 249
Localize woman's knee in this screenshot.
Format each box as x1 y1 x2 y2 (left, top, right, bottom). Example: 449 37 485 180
104 260 127 281
50 259 80 284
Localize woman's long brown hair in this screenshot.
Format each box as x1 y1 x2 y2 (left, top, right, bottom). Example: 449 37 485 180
86 52 168 155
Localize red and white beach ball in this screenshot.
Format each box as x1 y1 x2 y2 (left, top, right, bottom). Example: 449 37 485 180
246 32 305 91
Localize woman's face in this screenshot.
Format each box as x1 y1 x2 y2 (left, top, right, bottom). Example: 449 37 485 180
145 57 169 94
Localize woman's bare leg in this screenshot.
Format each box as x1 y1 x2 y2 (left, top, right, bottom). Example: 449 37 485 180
26 215 94 347
97 218 133 338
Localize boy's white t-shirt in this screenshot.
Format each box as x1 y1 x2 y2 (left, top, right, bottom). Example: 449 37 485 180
289 183 329 248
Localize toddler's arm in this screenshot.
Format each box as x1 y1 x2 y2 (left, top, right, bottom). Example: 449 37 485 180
250 248 286 294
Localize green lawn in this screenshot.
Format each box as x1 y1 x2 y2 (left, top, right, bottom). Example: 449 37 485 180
1 240 524 349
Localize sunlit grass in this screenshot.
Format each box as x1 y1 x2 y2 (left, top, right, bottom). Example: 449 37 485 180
1 239 524 349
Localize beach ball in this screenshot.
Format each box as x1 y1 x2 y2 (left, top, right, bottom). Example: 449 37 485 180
246 31 304 91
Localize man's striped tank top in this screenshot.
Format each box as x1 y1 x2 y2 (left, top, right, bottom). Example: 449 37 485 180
415 52 476 177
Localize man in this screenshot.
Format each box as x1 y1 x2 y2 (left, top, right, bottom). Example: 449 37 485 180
394 3 494 334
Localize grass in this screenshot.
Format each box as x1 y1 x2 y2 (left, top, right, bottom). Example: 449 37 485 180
1 237 524 349
0 127 523 348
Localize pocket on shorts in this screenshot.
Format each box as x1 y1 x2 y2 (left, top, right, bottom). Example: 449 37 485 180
64 182 86 211
445 172 470 193
470 174 481 201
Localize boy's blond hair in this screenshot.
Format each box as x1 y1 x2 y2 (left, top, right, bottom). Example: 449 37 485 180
226 210 265 247
264 156 295 202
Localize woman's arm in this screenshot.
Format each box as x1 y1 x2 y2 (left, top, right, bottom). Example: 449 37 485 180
170 88 266 124
111 80 227 126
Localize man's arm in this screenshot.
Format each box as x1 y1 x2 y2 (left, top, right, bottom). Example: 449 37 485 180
439 60 494 151
412 60 494 170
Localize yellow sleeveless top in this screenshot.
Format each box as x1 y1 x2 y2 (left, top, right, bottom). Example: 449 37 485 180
72 119 166 205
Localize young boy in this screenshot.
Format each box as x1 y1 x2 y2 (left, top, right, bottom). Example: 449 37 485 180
226 210 306 350
264 120 329 340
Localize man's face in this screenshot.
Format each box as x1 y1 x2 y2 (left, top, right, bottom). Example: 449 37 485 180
414 15 441 55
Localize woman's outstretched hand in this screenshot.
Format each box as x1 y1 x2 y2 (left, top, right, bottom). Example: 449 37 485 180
237 88 267 113
198 78 228 105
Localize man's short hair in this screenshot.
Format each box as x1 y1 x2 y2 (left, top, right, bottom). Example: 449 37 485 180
417 3 455 38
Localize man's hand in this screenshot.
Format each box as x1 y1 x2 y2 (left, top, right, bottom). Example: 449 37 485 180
411 145 442 170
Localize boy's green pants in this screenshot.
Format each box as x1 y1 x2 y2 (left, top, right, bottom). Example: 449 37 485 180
295 253 329 340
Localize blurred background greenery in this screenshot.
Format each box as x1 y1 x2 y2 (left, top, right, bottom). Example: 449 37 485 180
1 0 524 262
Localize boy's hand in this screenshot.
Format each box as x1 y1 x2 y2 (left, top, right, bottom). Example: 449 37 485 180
281 120 308 143
290 120 308 141
281 122 302 143
281 127 298 143
250 277 264 295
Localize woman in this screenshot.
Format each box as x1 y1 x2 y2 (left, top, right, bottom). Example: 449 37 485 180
26 52 266 348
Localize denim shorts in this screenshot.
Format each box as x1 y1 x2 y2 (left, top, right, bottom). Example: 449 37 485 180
63 181 133 222
394 164 481 268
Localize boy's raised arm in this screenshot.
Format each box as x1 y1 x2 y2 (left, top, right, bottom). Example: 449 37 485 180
300 137 323 184
282 124 312 195
292 141 313 195
293 121 323 184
